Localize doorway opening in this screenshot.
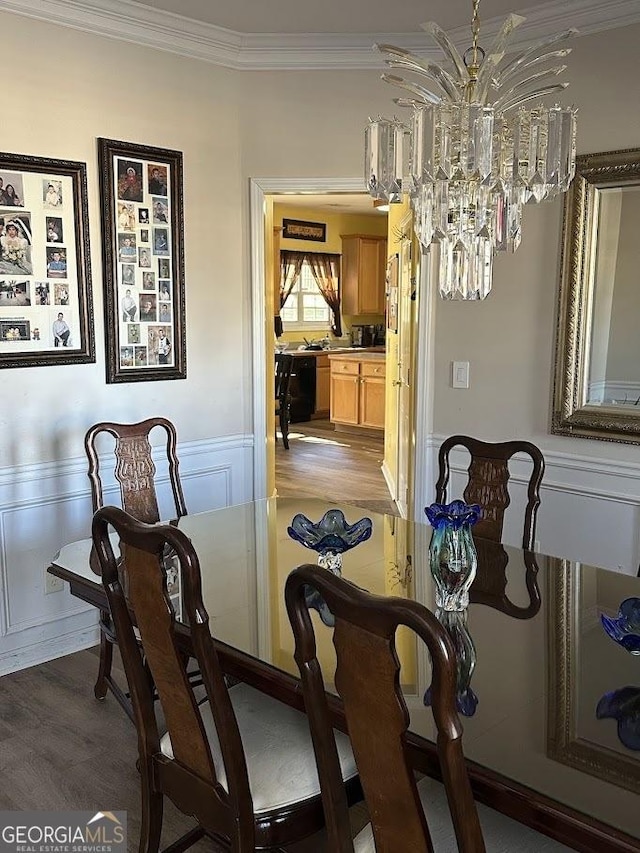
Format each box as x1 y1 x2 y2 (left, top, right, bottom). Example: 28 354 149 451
250 177 432 516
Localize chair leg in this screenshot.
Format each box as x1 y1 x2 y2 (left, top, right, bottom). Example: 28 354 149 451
94 611 113 700
279 407 290 450
139 767 163 853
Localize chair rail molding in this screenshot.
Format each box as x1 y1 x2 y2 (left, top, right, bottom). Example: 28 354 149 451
0 0 638 71
0 432 254 676
423 434 640 574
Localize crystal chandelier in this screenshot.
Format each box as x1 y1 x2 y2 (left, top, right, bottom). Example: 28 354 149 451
365 1 577 300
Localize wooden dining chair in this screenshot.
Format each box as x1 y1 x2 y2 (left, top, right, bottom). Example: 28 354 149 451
473 538 541 619
285 564 573 852
275 352 294 449
84 417 187 712
435 436 545 620
435 435 545 551
91 506 360 852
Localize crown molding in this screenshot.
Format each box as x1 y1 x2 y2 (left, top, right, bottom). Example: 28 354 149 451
0 0 639 70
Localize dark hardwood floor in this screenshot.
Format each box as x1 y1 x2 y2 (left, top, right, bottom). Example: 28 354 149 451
275 419 398 516
0 647 367 852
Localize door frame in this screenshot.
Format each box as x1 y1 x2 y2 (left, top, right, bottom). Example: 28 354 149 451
249 176 434 510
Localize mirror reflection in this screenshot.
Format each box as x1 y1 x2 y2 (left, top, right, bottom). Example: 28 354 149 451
588 185 640 408
552 147 640 443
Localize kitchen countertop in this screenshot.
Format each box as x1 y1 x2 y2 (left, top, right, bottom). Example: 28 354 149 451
327 348 385 359
282 346 385 358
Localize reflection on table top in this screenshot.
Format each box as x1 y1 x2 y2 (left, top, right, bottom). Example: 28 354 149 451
50 497 640 845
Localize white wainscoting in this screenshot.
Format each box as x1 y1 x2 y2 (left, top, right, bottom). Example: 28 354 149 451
421 435 640 575
0 433 254 676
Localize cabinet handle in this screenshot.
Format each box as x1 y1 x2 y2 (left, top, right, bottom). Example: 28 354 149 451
392 379 403 387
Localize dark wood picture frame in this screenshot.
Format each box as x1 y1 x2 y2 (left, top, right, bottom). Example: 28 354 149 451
0 151 94 368
98 138 186 383
282 218 326 242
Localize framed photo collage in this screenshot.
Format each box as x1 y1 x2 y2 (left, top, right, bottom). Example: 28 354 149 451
98 137 186 383
0 153 93 368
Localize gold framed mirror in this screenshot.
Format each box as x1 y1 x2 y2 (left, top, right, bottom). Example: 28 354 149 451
552 147 640 444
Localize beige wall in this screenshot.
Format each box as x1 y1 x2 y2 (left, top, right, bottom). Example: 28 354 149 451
0 13 248 469
1 11 639 472
430 23 640 465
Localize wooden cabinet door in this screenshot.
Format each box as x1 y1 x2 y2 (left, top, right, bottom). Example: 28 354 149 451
358 237 386 314
359 370 386 429
340 235 387 315
331 372 360 425
340 237 360 315
359 376 385 428
315 365 331 415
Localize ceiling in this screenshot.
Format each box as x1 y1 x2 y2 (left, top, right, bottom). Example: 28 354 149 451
272 193 381 216
3 0 637 70
131 0 560 35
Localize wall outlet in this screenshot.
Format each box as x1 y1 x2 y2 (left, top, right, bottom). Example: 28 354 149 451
45 570 64 595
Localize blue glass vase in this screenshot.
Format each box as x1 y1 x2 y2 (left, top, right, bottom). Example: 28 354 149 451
425 500 480 612
287 509 372 626
424 608 478 717
601 598 640 655
596 686 640 751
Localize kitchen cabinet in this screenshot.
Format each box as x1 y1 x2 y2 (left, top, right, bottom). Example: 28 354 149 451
341 234 387 315
330 356 386 431
359 360 386 428
315 354 331 416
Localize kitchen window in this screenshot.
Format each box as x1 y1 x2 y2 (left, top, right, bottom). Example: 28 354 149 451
280 261 331 328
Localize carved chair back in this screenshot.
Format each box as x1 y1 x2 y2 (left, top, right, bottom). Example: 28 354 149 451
285 563 485 853
84 417 187 522
275 353 294 407
91 506 255 848
435 435 544 551
473 538 541 619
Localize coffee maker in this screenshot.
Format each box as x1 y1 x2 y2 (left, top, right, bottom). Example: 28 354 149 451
350 325 365 347
350 324 385 347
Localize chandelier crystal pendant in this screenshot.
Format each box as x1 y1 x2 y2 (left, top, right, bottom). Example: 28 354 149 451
365 1 577 300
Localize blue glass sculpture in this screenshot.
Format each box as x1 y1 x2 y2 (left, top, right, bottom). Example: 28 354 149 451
424 608 478 717
601 598 640 655
425 500 481 611
596 687 640 751
287 509 372 626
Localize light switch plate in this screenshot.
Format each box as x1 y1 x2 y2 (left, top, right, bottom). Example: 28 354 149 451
452 361 470 389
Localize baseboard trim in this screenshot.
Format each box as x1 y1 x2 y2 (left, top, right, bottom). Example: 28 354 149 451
0 624 99 677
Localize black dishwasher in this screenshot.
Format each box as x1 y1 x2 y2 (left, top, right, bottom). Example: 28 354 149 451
289 357 315 422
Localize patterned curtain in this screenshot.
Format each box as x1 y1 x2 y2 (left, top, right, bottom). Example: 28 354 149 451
279 250 306 309
305 253 342 337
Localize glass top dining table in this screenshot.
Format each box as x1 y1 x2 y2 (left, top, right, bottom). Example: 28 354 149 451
49 497 640 852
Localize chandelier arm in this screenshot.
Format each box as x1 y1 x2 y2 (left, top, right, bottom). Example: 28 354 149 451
492 65 567 110
495 29 577 86
419 22 467 84
393 97 426 108
498 83 569 113
473 13 526 104
492 48 572 89
366 10 578 301
384 58 462 103
376 43 463 98
380 73 442 105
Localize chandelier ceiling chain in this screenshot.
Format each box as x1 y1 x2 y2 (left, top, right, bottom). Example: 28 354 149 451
365 0 578 300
